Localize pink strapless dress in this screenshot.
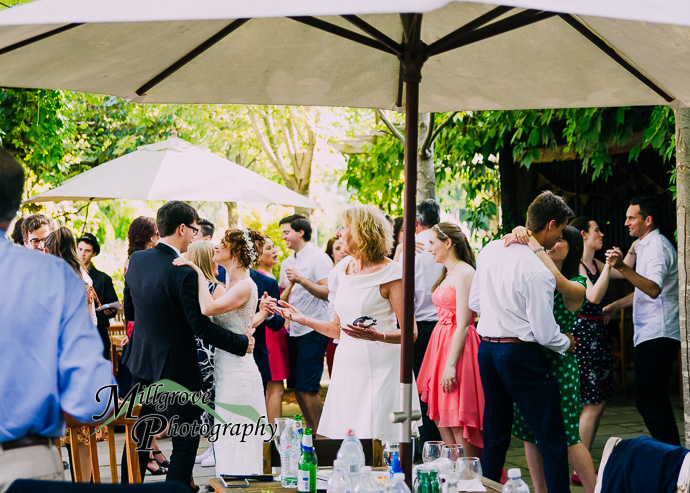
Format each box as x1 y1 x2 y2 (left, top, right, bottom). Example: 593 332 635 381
417 285 484 448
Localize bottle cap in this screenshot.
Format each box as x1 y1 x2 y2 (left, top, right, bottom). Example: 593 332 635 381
394 473 405 481
507 468 521 479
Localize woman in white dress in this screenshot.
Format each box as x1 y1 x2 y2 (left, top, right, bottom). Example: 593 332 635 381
174 228 271 475
273 205 420 442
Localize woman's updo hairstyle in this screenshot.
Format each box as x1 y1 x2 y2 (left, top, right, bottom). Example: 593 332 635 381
127 216 157 257
221 228 266 269
431 222 475 292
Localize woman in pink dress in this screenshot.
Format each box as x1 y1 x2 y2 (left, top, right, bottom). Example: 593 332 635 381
417 222 484 457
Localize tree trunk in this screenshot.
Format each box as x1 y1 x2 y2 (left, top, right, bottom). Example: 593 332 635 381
499 136 519 232
416 113 436 202
226 202 238 228
674 107 690 444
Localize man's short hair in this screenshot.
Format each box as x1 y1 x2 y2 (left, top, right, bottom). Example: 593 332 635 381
416 199 441 227
0 148 25 224
77 232 100 256
157 201 199 238
630 196 662 230
526 191 573 233
197 218 215 238
279 214 312 241
22 214 52 242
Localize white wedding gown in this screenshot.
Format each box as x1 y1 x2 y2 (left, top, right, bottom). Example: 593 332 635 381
213 278 268 475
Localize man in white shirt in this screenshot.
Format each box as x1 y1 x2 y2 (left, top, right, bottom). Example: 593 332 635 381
404 199 444 445
604 197 680 445
469 191 574 492
279 214 333 432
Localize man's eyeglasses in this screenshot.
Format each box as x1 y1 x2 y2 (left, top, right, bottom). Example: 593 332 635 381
27 238 46 246
186 224 199 236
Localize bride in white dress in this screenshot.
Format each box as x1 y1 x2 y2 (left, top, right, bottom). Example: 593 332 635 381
174 228 270 475
272 205 420 442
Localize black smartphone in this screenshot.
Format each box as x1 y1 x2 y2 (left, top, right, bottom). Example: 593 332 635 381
352 315 377 328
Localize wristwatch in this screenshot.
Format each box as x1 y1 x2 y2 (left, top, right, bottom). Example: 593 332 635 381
533 246 546 254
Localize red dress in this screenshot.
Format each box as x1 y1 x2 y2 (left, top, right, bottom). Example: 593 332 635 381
257 270 290 381
417 285 484 448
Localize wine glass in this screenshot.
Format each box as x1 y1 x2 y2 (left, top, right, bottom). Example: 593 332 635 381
383 441 400 467
441 444 465 463
422 441 445 463
455 457 482 488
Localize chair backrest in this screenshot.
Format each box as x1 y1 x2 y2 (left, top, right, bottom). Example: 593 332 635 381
263 438 383 474
64 404 141 484
595 436 690 493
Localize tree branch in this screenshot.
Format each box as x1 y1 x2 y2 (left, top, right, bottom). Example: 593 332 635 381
248 108 296 189
420 112 436 154
376 109 405 144
427 111 458 148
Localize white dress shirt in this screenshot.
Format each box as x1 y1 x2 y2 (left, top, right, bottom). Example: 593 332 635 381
279 242 333 337
469 240 570 354
399 228 444 322
632 228 680 346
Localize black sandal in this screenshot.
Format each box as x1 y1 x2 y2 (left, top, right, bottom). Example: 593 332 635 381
153 450 170 468
147 457 167 476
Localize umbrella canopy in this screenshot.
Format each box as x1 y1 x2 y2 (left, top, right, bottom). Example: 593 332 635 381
24 136 319 208
0 0 689 110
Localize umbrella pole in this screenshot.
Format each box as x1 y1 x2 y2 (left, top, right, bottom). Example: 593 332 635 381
398 13 425 487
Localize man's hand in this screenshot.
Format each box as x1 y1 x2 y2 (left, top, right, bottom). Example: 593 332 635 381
285 268 304 285
605 247 625 270
566 332 575 353
245 327 256 354
602 303 616 324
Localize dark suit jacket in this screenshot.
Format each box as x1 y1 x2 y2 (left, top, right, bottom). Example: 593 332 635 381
122 243 249 390
87 264 118 330
250 270 284 381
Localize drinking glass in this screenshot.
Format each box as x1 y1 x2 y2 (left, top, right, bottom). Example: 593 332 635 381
455 457 482 488
441 444 465 463
422 441 445 463
273 418 291 477
383 441 400 467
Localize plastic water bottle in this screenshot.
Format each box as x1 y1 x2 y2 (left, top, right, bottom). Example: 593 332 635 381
354 466 379 493
502 468 529 493
337 429 366 478
327 459 353 493
386 472 411 493
389 452 402 478
280 422 299 488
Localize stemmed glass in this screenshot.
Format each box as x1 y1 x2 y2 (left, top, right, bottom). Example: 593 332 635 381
441 444 465 463
422 441 446 463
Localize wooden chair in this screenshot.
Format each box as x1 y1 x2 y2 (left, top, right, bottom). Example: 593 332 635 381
108 308 127 375
262 438 383 474
64 404 141 483
609 308 633 398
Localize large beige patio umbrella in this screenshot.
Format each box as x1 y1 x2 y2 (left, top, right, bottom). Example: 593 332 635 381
2 0 690 478
24 136 319 208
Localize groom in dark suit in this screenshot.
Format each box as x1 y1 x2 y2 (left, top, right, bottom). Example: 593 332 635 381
122 201 255 490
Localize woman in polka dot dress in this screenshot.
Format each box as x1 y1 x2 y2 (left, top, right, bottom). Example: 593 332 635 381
506 225 597 493
568 217 623 485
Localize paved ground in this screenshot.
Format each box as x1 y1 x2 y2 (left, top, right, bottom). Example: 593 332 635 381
65 388 685 490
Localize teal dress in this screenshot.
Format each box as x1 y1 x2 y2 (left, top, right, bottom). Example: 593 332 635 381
511 275 587 446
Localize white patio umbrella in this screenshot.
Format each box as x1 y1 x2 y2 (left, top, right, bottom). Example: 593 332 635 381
2 0 690 478
24 136 319 209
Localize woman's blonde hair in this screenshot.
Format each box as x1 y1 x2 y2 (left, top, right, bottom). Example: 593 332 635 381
341 205 393 263
185 240 220 285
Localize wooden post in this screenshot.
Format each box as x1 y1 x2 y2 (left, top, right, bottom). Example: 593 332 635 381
674 106 690 444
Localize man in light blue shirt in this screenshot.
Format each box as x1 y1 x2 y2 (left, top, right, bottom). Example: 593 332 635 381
0 149 115 490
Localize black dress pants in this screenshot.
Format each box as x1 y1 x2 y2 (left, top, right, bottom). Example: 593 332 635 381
121 379 202 487
634 337 681 445
414 321 442 446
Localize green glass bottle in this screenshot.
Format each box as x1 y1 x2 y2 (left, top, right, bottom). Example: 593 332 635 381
297 428 317 493
294 414 304 436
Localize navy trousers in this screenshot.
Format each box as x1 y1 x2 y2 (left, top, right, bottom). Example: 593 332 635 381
478 341 570 493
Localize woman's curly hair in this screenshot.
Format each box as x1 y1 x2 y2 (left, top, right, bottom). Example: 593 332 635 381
127 216 157 257
220 228 266 269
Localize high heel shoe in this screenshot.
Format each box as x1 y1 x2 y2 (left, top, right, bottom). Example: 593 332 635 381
153 450 170 468
146 457 167 476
